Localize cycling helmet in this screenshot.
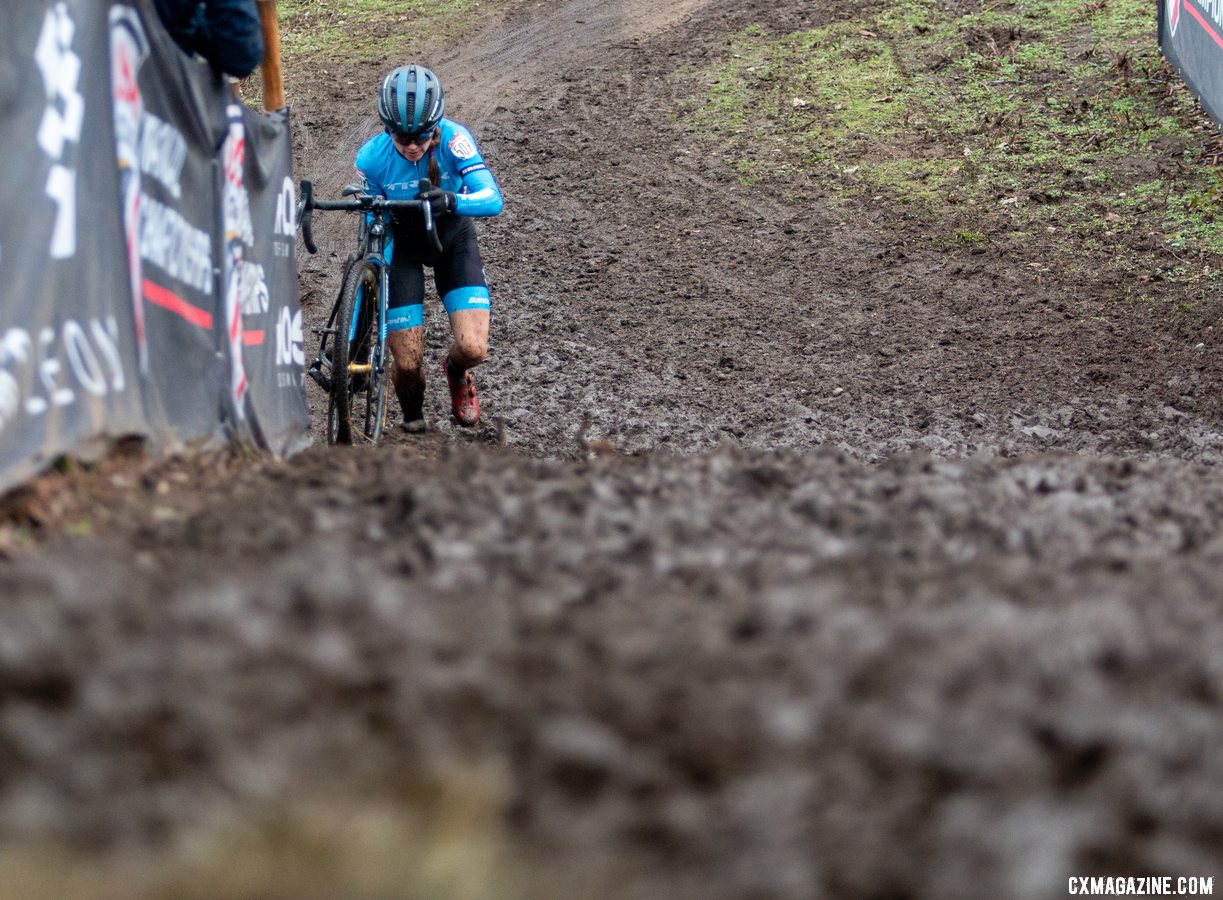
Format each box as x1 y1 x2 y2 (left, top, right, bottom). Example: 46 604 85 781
377 65 445 137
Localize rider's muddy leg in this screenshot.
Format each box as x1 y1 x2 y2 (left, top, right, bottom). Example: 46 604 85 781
388 327 426 418
447 309 489 368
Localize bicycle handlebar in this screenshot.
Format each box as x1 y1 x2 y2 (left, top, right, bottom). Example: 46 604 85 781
297 179 443 256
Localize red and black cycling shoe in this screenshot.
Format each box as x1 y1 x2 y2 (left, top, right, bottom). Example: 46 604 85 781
443 355 480 427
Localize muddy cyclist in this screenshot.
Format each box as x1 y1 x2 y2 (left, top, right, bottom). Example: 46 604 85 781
355 64 504 431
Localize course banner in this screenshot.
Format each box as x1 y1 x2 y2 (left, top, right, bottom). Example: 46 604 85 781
1161 0 1223 131
0 0 150 488
112 1 232 443
0 0 309 491
233 103 311 457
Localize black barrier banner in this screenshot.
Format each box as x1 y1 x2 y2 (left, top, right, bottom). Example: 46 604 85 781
0 0 309 491
236 105 310 456
1161 0 1223 131
112 1 231 442
0 0 150 488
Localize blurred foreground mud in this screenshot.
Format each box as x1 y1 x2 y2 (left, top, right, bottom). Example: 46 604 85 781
3 0 1223 895
2 447 1222 897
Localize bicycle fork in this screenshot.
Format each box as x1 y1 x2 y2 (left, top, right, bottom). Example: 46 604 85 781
354 262 389 381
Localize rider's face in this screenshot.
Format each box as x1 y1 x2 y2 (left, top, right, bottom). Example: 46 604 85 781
391 130 434 162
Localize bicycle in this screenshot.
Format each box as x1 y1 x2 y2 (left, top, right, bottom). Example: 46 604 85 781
297 178 443 445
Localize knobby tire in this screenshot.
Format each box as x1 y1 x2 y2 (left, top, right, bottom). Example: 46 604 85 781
329 260 382 445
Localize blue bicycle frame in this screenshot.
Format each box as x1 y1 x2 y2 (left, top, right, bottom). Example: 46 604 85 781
298 178 442 444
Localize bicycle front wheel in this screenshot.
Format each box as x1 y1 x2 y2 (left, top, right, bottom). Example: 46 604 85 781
328 260 385 445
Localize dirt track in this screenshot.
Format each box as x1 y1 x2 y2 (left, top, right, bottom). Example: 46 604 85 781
2 0 1223 897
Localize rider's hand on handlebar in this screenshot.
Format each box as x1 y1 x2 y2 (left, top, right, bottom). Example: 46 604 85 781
418 186 457 218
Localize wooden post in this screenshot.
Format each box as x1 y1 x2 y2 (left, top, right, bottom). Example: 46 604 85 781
257 0 286 112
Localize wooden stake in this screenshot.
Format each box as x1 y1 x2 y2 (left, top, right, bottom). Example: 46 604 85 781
257 0 286 112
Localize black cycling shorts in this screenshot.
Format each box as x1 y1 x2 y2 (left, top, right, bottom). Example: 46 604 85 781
386 215 489 330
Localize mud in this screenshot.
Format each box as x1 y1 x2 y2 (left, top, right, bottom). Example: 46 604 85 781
2 0 1223 896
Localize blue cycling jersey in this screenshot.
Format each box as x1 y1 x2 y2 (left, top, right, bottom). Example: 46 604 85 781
355 118 503 218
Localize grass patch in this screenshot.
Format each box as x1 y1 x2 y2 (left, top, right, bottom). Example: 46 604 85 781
687 0 1223 259
277 0 505 62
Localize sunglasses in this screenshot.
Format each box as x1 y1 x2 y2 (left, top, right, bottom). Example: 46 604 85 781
390 129 436 147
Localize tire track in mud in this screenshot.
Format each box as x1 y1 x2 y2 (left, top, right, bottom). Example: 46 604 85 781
293 0 711 242
292 0 715 443
295 0 1223 462
293 0 1223 462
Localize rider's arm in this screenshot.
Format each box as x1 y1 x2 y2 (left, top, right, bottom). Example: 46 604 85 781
444 124 503 217
454 166 503 217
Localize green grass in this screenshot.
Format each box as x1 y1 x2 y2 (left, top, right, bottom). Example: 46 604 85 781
277 0 505 61
687 0 1223 258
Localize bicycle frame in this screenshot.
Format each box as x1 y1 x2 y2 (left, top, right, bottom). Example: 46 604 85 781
348 211 393 386
297 178 442 443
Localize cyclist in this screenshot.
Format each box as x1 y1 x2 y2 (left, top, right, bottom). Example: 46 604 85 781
355 64 503 431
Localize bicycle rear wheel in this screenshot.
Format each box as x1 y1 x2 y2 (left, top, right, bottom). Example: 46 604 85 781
328 260 387 445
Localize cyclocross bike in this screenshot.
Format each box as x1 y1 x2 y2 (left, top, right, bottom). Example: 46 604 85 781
298 178 443 445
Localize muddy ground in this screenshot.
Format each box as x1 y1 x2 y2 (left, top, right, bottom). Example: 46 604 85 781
2 0 1223 897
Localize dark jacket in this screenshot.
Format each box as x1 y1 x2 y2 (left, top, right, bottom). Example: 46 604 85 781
153 0 264 79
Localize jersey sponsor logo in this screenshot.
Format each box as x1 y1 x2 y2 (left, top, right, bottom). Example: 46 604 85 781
448 133 477 159
459 162 488 177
